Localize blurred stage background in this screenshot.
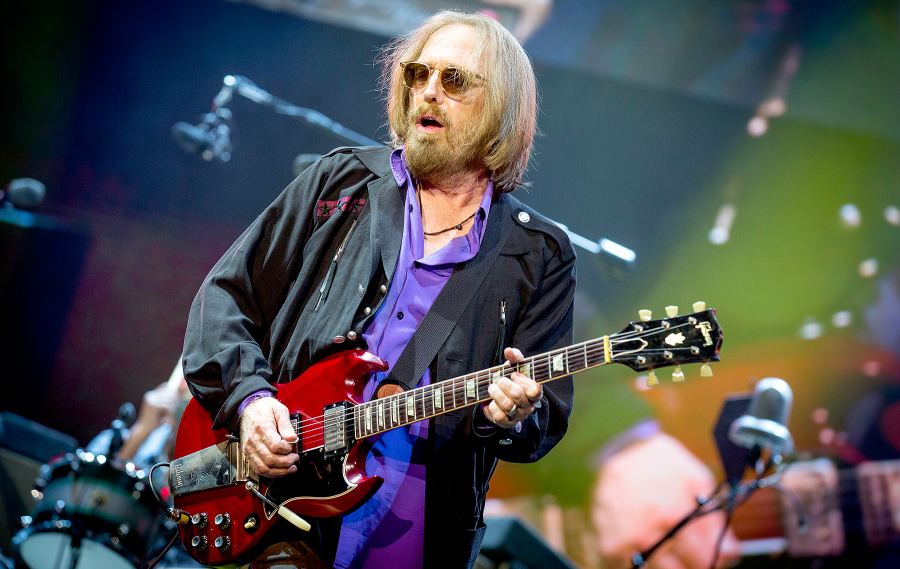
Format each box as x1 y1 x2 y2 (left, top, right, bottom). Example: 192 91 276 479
2 0 899 567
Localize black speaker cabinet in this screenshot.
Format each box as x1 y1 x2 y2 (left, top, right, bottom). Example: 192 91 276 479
0 413 77 549
478 516 576 569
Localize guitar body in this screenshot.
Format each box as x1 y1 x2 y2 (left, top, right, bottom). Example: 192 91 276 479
172 349 388 566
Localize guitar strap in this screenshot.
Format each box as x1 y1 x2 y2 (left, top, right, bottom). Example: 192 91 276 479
382 197 514 392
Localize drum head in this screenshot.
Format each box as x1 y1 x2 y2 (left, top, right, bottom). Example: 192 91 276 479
18 530 135 569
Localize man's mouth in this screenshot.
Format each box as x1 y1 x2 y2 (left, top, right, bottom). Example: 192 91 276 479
416 115 445 132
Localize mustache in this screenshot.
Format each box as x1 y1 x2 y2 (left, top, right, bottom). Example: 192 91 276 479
409 103 452 128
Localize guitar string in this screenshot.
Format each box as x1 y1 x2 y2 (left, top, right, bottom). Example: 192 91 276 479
294 343 709 446
291 340 634 440
293 341 699 445
281 319 705 437
278 322 709 445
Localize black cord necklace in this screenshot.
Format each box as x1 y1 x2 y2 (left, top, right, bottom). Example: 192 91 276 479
417 182 480 237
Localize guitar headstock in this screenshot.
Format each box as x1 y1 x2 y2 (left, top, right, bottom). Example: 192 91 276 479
611 301 723 385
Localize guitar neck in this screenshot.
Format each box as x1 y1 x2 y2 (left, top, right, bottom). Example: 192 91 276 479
352 336 613 439
349 307 720 440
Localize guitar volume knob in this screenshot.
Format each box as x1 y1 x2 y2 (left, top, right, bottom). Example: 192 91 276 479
191 512 208 529
214 536 231 551
214 513 231 529
191 535 208 550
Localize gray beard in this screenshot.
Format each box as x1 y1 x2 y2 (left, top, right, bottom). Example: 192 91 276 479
404 117 485 184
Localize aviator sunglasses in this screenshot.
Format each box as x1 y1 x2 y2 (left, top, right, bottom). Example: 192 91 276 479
399 61 485 97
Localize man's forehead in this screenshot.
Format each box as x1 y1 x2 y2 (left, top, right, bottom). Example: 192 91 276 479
418 24 480 68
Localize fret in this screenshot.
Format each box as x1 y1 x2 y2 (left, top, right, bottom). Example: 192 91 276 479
490 368 503 383
582 343 589 371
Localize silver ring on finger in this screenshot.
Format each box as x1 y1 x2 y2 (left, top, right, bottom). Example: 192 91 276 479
505 404 518 419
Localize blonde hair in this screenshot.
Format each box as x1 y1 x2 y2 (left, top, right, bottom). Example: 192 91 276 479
383 11 538 192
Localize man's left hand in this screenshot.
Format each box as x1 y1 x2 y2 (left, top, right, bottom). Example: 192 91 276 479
482 347 542 427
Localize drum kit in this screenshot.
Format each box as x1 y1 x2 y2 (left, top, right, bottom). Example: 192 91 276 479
13 450 164 569
6 408 200 569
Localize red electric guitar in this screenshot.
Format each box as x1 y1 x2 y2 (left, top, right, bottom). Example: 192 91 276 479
169 304 723 565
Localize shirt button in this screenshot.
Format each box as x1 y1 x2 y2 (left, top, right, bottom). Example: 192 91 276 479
363 307 372 315
379 284 388 294
347 331 358 341
517 211 531 223
397 311 404 320
332 336 346 344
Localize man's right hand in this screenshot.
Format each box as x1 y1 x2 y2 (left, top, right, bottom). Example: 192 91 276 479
239 397 299 477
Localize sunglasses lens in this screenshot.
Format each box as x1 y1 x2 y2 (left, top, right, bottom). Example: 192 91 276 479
440 68 467 95
404 63 431 89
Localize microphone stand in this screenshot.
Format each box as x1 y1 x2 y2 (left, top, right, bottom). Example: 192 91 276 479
630 450 787 569
210 74 380 147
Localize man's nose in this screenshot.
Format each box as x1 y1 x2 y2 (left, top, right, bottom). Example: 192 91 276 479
422 69 443 103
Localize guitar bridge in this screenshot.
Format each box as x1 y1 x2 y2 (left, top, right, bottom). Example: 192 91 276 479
322 401 354 457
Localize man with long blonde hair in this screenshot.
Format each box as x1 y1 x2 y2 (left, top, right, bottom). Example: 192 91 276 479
183 10 574 568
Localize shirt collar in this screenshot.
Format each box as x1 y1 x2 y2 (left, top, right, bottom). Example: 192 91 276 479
390 146 494 219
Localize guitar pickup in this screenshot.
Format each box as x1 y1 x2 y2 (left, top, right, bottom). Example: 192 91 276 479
322 401 354 457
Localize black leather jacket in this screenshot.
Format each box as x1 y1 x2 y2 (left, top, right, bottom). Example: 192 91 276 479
183 146 576 567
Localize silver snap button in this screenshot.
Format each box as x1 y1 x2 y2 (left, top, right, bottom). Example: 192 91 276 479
347 331 358 341
332 336 346 344
379 284 388 294
499 438 513 446
363 307 371 315
517 211 531 223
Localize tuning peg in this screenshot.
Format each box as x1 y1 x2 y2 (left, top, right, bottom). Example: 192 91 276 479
700 363 713 378
665 305 679 318
638 309 652 322
692 301 707 312
672 366 685 382
646 370 659 387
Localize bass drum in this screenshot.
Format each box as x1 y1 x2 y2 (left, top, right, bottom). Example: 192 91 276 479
13 450 162 569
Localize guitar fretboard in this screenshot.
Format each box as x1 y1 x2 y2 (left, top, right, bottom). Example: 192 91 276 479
353 336 616 439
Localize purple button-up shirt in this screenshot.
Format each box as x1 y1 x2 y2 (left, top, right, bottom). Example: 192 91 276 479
334 148 493 568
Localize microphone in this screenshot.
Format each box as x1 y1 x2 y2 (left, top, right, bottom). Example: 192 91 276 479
171 108 233 162
1 178 46 210
729 377 794 455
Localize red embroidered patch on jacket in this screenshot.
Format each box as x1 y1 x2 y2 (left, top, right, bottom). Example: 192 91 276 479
315 197 367 219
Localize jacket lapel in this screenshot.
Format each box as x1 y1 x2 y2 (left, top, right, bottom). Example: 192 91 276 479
367 174 405 283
